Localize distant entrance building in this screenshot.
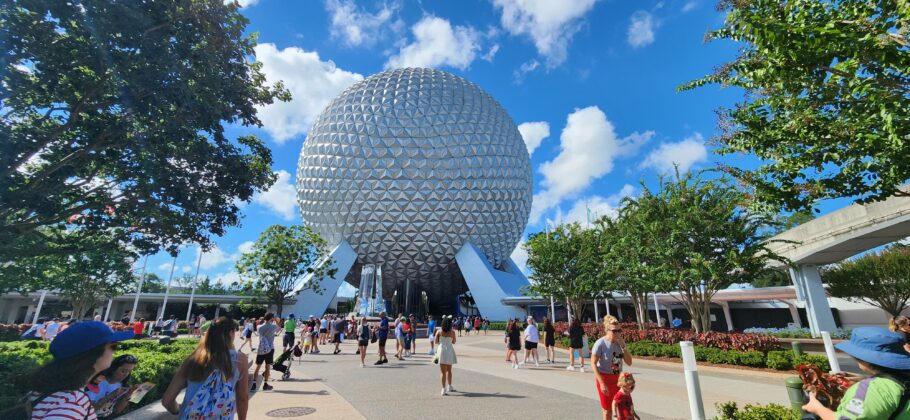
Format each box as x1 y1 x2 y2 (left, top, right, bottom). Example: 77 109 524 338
288 68 532 320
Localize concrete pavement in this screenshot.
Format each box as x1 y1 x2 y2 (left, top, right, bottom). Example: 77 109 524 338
127 330 795 419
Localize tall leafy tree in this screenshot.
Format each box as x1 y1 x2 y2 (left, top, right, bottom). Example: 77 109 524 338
627 172 786 332
824 245 910 317
681 0 910 212
235 225 336 316
1 0 290 260
523 223 598 318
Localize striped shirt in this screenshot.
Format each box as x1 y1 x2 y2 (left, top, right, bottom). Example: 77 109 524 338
31 391 96 420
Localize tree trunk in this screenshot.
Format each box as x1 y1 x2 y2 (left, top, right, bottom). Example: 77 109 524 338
627 291 650 330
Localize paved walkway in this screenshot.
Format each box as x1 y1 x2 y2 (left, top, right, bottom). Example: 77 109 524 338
128 331 795 419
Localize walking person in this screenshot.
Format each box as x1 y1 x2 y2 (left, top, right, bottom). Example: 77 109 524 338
592 315 633 420
522 316 540 367
506 319 521 369
427 315 437 355
395 316 406 360
162 317 250 420
483 318 489 335
612 373 641 420
408 314 418 355
251 313 279 392
374 312 390 365
308 315 320 354
23 321 133 419
465 316 473 335
282 314 296 352
567 318 585 372
543 317 556 363
332 315 345 355
239 318 255 352
356 317 371 368
319 316 329 345
473 317 482 336
435 316 458 396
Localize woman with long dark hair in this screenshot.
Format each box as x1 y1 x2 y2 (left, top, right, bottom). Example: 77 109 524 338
435 316 458 396
162 317 250 420
86 354 139 417
507 318 521 369
24 321 133 419
567 318 585 372
543 318 556 363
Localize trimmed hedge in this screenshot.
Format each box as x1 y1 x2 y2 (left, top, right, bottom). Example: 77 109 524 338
558 338 830 372
713 401 798 419
0 338 197 415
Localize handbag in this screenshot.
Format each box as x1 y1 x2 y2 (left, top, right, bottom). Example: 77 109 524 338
432 351 439 364
370 330 377 343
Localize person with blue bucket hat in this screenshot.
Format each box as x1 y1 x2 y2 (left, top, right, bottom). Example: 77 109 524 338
19 321 133 419
803 327 910 419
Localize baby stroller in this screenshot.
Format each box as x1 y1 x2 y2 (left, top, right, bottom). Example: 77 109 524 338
272 348 294 380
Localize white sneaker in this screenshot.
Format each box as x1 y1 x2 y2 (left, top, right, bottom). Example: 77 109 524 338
360 363 365 368
518 361 525 366
512 364 518 369
579 366 585 373
566 365 575 371
446 385 454 392
535 362 540 367
441 388 447 396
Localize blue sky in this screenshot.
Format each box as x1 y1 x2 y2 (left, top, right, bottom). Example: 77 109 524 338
142 0 783 293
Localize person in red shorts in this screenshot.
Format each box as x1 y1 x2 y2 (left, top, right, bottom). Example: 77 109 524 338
612 372 641 420
591 315 633 420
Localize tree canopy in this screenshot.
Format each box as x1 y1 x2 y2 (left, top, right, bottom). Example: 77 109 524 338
681 0 910 212
235 225 336 316
824 244 910 317
0 0 289 261
523 223 602 319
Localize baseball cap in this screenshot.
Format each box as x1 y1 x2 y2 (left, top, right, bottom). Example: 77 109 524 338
50 321 134 360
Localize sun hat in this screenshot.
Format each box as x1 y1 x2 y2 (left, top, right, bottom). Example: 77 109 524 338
835 327 910 370
50 321 134 360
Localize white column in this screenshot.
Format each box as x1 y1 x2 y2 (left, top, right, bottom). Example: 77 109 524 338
666 305 673 325
186 249 203 323
594 298 600 323
130 255 149 323
616 301 623 320
103 299 113 322
159 254 177 319
31 290 47 324
566 297 572 321
720 302 734 331
605 298 611 316
778 299 803 328
653 293 661 326
789 265 836 337
550 296 556 323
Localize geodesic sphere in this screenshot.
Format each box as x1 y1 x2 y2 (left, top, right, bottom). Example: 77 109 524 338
296 68 532 305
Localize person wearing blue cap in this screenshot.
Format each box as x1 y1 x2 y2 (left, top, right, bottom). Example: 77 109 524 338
803 327 910 419
25 321 134 419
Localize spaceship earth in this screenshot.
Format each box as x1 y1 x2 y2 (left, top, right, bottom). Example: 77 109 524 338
296 68 532 308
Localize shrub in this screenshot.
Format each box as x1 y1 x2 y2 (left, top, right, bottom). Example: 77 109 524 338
743 327 851 339
733 351 766 367
797 354 831 373
0 338 197 414
766 351 794 371
712 401 798 420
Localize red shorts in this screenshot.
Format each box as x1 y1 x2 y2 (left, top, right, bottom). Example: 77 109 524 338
595 372 620 410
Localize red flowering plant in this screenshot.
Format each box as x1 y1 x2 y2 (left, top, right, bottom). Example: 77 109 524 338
556 321 781 353
797 364 857 408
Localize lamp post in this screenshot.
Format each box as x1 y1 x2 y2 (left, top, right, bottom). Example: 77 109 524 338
129 255 149 323
185 248 203 323
160 253 178 319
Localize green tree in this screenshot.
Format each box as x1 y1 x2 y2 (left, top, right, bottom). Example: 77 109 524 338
1 0 290 261
45 231 137 318
626 172 786 332
823 245 910 317
681 0 910 212
523 223 599 319
142 273 165 293
235 225 336 316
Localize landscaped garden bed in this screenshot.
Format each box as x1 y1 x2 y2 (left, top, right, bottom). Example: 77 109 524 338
0 338 198 417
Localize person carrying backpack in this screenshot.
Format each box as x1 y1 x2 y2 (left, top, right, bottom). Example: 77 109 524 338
161 317 250 420
802 327 910 419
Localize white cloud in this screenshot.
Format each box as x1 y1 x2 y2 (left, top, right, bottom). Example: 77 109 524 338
182 266 193 273
511 240 529 274
481 44 500 62
513 59 540 83
517 121 550 155
195 246 234 270
253 170 297 221
157 262 175 273
325 0 395 47
628 11 656 48
213 270 242 287
682 1 698 12
253 44 364 143
641 132 708 174
238 241 256 255
385 16 481 70
530 106 653 223
556 184 636 226
493 0 596 67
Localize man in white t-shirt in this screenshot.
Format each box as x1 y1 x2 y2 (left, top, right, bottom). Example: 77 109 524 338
252 312 279 392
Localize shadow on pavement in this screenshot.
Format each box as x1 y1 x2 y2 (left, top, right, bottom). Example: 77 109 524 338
269 389 330 396
454 391 525 399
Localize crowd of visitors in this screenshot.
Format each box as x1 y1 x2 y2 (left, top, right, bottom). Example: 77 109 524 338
15 309 910 419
